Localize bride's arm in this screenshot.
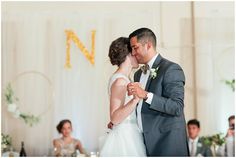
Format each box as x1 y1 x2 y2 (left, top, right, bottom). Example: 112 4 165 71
110 78 139 125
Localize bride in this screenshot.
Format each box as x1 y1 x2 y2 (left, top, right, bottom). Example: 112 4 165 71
99 37 146 156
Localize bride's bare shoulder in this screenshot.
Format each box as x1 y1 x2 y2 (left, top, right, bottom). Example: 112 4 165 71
112 77 128 87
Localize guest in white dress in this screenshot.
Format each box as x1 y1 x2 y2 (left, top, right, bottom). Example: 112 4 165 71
99 37 146 156
53 119 86 156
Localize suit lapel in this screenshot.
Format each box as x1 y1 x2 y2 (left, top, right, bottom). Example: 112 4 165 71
196 139 203 155
145 54 163 90
196 145 201 156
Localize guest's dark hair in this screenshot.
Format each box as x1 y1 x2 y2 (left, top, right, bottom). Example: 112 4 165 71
129 28 156 48
228 115 235 122
187 119 200 128
108 37 131 66
56 119 72 133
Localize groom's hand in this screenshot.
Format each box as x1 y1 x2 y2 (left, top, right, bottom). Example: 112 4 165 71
127 82 148 99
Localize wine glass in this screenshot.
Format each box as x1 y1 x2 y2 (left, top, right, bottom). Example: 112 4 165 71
90 151 99 157
52 147 61 157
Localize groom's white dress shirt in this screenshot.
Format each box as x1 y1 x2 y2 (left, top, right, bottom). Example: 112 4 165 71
137 54 158 132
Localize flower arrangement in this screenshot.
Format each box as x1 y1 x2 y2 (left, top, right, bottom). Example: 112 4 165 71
4 83 40 127
150 67 159 79
201 133 225 146
1 133 12 151
201 133 225 156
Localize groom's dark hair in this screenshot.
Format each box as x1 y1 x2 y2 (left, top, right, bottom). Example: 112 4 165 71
109 37 131 66
129 28 156 48
187 119 200 128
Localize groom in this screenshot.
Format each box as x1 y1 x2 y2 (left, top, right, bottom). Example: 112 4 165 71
127 28 189 156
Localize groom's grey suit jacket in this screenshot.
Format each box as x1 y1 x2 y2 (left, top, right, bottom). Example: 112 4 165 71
134 54 189 156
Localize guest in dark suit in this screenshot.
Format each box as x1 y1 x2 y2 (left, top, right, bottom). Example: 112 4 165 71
187 119 212 157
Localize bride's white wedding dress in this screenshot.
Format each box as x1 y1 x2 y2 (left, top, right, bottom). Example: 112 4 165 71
99 73 146 157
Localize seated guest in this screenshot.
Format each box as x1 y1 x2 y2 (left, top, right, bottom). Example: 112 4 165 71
217 115 235 157
53 119 86 156
225 115 235 156
187 119 212 157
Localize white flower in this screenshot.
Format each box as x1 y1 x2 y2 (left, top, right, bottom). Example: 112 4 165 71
7 104 21 118
150 67 159 79
197 142 202 147
13 109 20 118
197 153 203 157
7 104 17 113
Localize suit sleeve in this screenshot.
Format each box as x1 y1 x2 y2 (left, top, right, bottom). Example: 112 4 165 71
149 63 185 116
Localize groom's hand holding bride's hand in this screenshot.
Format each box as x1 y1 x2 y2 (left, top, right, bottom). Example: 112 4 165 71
127 82 148 99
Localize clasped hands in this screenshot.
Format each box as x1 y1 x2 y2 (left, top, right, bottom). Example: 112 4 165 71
127 82 148 99
107 82 148 129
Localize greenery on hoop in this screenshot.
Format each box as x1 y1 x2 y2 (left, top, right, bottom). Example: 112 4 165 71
223 79 235 92
4 83 40 127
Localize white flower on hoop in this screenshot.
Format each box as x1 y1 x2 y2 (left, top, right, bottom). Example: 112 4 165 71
7 103 20 118
13 109 20 118
7 103 17 113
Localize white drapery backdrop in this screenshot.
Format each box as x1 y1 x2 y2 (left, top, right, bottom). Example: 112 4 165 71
2 2 234 156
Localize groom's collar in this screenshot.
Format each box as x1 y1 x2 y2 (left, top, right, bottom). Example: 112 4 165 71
151 53 162 69
147 53 158 68
135 54 162 82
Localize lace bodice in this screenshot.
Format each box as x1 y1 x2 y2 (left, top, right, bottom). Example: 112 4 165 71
55 138 79 156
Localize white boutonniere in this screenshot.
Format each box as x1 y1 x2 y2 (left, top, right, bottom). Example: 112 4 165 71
197 142 202 147
197 153 203 157
150 67 159 79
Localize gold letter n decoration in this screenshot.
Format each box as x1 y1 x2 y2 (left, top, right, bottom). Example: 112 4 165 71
64 30 96 69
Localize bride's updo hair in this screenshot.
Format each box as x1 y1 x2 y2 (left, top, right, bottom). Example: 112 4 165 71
108 37 131 66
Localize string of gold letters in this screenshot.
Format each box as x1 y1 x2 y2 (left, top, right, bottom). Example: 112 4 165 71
65 30 96 68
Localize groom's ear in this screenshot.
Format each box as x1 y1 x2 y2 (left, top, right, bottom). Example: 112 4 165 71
147 42 152 50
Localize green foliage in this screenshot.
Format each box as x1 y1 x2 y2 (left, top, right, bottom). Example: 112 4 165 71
224 79 235 92
4 84 18 104
201 133 225 146
20 114 40 127
1 133 12 149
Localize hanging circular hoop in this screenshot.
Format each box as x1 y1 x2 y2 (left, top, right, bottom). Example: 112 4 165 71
5 71 54 126
215 46 234 80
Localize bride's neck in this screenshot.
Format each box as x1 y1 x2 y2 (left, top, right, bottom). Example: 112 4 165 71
115 63 132 78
